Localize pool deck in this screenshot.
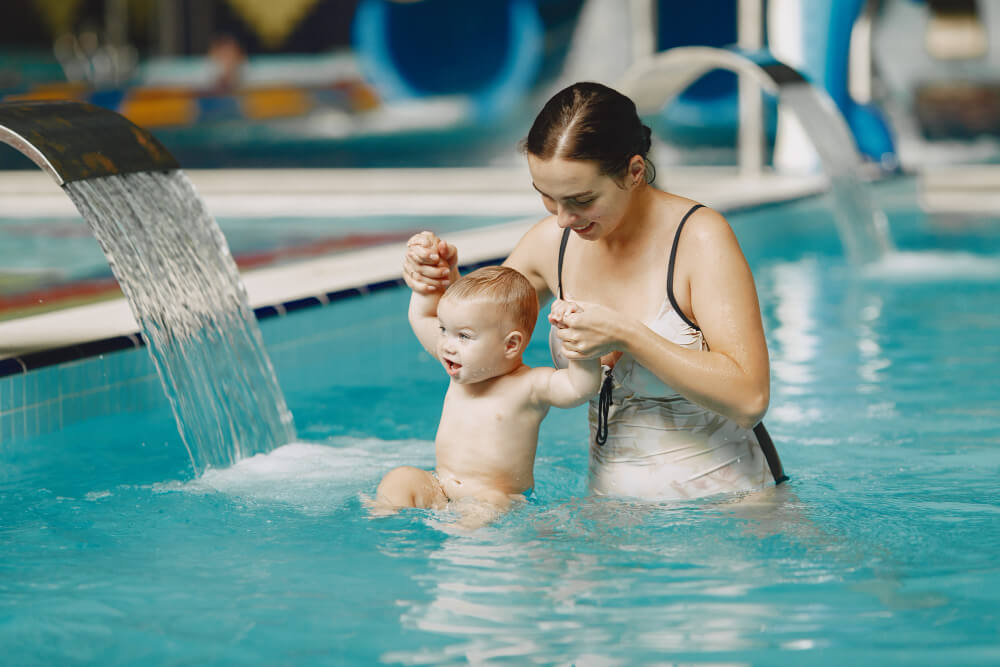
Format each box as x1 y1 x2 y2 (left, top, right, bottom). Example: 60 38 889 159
0 163 995 363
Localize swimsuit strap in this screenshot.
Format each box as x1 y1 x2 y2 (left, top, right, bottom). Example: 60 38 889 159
557 227 571 300
753 423 790 485
666 204 704 331
556 202 703 304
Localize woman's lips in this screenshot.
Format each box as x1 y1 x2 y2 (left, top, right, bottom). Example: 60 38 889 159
573 222 596 234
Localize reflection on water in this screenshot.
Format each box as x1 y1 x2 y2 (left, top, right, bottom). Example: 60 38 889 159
378 493 835 663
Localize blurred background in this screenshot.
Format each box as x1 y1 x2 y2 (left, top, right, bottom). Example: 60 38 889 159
2 0 998 171
2 0 1000 322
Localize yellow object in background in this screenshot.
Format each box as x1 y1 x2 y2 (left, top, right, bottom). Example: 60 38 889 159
30 0 84 37
240 87 313 120
5 82 89 102
119 89 198 128
224 0 321 49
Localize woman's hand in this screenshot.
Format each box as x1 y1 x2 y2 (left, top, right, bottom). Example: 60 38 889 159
547 298 580 329
403 231 458 294
549 299 629 362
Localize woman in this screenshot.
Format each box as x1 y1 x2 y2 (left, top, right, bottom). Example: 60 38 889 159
403 81 786 500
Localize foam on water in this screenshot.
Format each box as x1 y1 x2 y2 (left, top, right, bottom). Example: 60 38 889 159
156 437 435 513
861 250 1000 281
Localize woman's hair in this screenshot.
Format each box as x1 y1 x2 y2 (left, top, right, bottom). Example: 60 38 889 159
521 81 655 184
442 266 539 339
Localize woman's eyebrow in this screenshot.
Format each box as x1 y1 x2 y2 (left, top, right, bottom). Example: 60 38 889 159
532 183 593 200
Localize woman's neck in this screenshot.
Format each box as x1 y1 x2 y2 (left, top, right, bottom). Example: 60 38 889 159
599 182 657 252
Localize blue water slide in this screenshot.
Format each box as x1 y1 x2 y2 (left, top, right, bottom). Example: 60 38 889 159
351 0 579 122
779 0 896 165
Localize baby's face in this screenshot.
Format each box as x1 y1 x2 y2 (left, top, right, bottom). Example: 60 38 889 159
436 298 513 384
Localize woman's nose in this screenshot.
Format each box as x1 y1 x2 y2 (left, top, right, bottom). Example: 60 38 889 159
556 205 578 228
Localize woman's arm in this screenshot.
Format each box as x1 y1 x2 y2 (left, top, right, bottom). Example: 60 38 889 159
554 210 770 428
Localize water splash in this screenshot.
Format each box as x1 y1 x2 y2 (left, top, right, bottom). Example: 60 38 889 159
779 85 894 265
64 171 295 473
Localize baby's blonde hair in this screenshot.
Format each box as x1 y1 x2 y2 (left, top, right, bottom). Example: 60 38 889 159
442 266 538 339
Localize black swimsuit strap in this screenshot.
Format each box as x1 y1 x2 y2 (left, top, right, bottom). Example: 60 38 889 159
666 204 704 331
556 227 571 300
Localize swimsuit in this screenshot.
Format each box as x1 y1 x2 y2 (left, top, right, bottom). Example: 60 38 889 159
550 204 787 500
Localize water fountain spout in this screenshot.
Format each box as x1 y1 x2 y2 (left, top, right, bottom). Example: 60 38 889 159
0 100 295 474
0 100 178 185
618 46 894 265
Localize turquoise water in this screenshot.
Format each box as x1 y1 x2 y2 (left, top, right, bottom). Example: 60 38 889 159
3 184 1000 664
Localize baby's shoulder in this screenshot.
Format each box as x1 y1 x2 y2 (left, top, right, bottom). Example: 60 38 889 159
510 364 558 404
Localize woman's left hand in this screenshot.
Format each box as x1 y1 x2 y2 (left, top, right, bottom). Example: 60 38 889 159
550 299 629 360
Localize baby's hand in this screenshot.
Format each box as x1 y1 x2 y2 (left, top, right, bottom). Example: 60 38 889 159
548 299 581 329
403 231 457 293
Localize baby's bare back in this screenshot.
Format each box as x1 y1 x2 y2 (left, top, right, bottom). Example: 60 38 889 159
434 369 547 500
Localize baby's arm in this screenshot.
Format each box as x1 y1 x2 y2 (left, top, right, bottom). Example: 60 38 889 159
409 287 441 358
533 356 603 409
535 299 603 407
406 232 455 357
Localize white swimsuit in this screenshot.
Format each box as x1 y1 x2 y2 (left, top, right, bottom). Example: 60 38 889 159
550 204 779 500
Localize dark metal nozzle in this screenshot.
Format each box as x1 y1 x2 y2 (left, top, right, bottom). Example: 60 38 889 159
0 100 179 185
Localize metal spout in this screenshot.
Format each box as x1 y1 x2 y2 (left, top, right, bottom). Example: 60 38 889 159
0 100 179 185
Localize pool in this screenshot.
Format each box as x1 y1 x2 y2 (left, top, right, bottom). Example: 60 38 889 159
2 178 1000 664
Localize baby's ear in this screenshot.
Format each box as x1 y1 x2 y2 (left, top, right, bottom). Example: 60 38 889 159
503 330 525 357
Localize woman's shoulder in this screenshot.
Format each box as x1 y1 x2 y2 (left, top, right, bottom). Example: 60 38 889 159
670 200 750 284
506 215 562 268
656 195 736 248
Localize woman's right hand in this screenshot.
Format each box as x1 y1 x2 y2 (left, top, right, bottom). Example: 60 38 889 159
403 231 458 294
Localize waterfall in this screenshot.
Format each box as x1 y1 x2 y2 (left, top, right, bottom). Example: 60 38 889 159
777 84 894 265
64 170 296 473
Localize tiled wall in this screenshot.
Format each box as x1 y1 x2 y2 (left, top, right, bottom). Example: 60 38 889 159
0 346 167 446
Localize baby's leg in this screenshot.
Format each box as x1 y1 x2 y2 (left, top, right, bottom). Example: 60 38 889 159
375 466 447 510
451 490 526 530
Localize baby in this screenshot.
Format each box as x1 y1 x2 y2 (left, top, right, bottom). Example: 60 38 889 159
375 260 602 521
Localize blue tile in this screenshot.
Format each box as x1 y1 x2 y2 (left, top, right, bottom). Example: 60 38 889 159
9 375 25 413
23 405 39 441
38 399 62 435
9 406 24 442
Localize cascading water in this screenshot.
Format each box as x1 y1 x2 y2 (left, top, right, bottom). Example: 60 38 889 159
63 170 296 473
777 84 894 265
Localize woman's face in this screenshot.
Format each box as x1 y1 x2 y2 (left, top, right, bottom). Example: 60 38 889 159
526 155 637 241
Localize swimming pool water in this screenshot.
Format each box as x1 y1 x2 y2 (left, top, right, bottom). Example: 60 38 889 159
2 184 1000 664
